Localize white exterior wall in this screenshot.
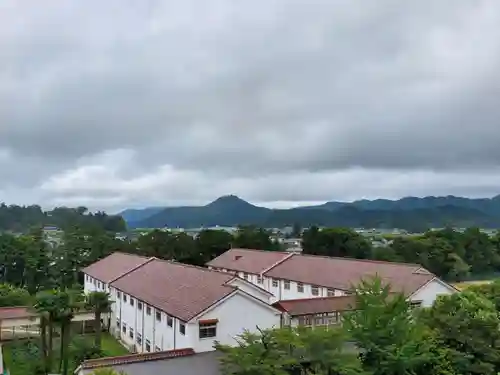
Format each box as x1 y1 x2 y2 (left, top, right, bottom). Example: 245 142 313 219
83 273 107 294
409 278 455 307
215 269 346 302
188 291 281 352
109 288 280 353
111 287 193 353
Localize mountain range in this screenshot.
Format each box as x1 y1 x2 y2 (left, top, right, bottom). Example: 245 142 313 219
120 195 500 231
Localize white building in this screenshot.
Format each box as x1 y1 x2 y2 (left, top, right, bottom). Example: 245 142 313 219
206 248 457 307
82 253 281 354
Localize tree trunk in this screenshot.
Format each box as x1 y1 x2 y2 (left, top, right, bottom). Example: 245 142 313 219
95 310 102 349
40 317 49 375
58 323 65 373
62 321 71 375
47 321 53 372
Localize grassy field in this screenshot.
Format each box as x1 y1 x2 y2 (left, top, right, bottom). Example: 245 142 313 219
452 279 493 290
2 332 128 374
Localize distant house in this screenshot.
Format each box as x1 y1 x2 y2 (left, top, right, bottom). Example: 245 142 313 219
75 348 222 375
207 248 457 306
82 253 281 354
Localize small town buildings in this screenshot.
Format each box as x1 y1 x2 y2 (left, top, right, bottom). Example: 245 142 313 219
82 253 281 354
207 248 457 306
75 348 222 375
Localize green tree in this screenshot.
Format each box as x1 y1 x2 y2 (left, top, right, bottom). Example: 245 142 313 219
0 283 32 306
302 227 372 259
86 291 113 350
216 326 364 375
342 277 453 375
232 226 281 251
191 229 233 265
420 290 500 375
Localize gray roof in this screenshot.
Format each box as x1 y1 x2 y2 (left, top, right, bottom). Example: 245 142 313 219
80 350 222 375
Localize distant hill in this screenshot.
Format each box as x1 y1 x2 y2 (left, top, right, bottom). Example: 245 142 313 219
119 207 166 224
123 195 500 231
0 204 126 233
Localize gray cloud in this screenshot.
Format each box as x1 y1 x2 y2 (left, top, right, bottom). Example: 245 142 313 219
1 0 500 209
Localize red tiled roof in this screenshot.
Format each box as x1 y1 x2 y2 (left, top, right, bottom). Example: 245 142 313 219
0 306 36 320
206 248 292 274
265 254 435 294
81 252 152 283
273 295 357 316
80 348 195 369
111 259 237 321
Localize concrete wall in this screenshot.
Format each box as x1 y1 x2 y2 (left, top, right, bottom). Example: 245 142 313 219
410 278 455 307
189 291 281 352
110 287 280 354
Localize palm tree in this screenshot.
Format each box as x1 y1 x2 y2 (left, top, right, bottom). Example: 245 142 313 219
53 289 83 375
33 290 61 374
86 291 113 350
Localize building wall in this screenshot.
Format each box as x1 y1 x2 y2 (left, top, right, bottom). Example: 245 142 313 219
187 291 281 352
83 273 107 294
110 287 280 354
409 278 455 307
212 268 346 302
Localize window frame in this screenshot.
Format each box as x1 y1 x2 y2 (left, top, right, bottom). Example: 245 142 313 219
156 310 161 322
138 301 143 310
297 282 304 293
130 298 134 307
167 315 173 327
136 332 142 345
179 323 186 335
146 306 151 315
311 285 319 296
145 339 151 352
272 278 279 287
199 321 217 339
283 280 290 290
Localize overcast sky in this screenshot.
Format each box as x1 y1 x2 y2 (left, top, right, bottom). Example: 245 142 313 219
1 0 500 211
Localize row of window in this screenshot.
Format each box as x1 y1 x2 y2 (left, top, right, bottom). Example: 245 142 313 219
117 321 162 352
85 275 104 289
116 319 217 340
243 273 337 296
116 291 175 327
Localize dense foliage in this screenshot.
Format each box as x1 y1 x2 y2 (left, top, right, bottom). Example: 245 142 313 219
125 194 500 230
0 203 125 232
303 227 500 281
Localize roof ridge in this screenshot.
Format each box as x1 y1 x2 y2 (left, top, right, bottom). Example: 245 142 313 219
289 253 425 268
152 257 235 278
275 295 355 304
109 256 156 283
80 348 196 369
223 248 291 255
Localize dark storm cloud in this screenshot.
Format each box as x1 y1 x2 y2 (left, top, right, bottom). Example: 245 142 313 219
1 0 500 208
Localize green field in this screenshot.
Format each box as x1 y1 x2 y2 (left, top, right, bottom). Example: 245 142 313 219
2 332 129 375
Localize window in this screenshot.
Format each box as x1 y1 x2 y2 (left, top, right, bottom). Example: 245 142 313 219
122 322 127 334
284 280 290 290
146 306 151 315
311 285 319 296
199 321 217 339
98 281 102 289
130 298 134 307
129 327 134 339
298 315 313 327
123 294 127 302
167 315 173 327
179 323 186 335
327 288 335 297
117 291 121 299
257 276 263 284
155 346 161 352
145 339 151 352
116 319 120 329
410 301 422 309
138 302 143 310
243 273 249 280
136 333 142 345
272 278 278 287
156 310 161 322
297 282 304 293
93 279 96 286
